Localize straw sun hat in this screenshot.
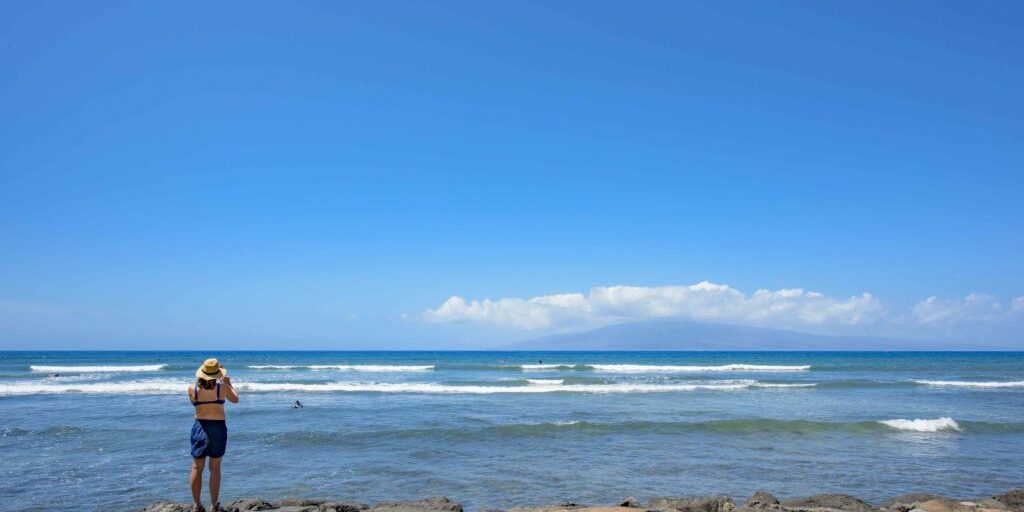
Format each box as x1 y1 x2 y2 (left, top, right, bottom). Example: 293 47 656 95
196 358 227 380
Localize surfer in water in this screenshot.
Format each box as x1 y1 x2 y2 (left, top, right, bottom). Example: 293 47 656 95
292 400 303 409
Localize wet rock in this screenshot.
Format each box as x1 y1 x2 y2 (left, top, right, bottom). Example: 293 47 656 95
134 491 1024 512
321 502 371 512
139 502 190 512
782 494 875 512
647 497 730 512
747 492 781 509
648 496 736 512
993 491 1024 512
565 508 632 512
371 497 463 512
508 507 629 512
281 499 326 507
229 498 276 511
881 494 946 512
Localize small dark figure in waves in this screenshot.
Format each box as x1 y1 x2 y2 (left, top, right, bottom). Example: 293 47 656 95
292 400 304 409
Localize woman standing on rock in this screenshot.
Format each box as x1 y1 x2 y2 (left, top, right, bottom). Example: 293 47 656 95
188 358 239 512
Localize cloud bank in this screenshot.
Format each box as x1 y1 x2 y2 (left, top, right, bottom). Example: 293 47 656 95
912 294 1024 325
423 282 1024 334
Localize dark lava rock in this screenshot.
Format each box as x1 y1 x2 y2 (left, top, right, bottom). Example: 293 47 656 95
747 492 781 509
371 496 464 512
880 494 946 512
321 503 371 512
229 498 276 511
621 498 643 508
139 502 190 512
994 491 1024 512
781 494 874 512
648 496 736 512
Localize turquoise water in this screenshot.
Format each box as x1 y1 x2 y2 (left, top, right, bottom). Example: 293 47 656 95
1 351 1023 512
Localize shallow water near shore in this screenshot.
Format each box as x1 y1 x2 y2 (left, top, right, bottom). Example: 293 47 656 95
2 351 1023 512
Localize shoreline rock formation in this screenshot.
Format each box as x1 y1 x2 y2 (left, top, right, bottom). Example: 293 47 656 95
139 490 1024 512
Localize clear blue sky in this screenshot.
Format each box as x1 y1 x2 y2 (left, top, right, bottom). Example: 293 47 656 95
1 1 1022 349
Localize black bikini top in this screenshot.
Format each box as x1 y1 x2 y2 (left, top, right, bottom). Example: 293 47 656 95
191 381 225 406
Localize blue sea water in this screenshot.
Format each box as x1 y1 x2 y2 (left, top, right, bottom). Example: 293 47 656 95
1 351 1023 512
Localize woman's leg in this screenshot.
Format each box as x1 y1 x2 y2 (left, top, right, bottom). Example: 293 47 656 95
208 456 222 508
190 457 205 508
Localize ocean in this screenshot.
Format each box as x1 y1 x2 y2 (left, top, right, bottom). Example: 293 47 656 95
2 351 1023 512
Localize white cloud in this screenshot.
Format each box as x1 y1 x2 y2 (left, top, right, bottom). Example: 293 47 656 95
423 281 886 330
422 293 590 330
912 293 1024 324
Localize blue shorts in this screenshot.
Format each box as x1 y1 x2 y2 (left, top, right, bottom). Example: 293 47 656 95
190 419 227 458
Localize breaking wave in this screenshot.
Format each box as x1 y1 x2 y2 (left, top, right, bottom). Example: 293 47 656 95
0 379 815 395
29 364 167 373
519 364 580 370
913 380 1024 388
245 363 811 373
248 365 434 372
588 364 811 372
452 363 812 372
0 379 183 395
239 380 815 394
877 417 962 432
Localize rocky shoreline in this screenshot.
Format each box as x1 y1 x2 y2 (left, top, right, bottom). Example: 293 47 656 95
141 490 1024 512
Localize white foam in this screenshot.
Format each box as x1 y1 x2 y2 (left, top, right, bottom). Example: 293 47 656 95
237 380 809 394
29 364 167 373
525 379 564 385
878 417 962 432
248 365 434 372
589 364 811 372
0 379 183 395
0 379 816 396
913 380 1024 388
308 365 434 372
520 364 566 370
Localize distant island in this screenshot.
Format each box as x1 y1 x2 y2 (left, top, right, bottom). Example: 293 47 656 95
504 320 1011 351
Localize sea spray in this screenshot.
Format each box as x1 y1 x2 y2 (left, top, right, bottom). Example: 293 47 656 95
878 417 962 432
